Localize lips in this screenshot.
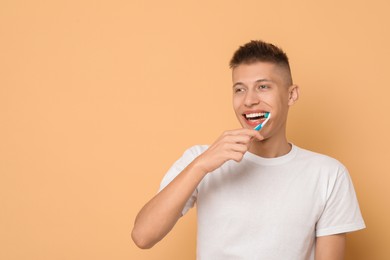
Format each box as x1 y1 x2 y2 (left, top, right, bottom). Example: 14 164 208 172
242 111 269 127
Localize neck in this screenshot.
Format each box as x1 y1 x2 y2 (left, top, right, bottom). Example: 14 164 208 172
248 134 291 158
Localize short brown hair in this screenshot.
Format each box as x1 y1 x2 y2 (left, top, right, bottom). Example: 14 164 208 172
230 40 292 84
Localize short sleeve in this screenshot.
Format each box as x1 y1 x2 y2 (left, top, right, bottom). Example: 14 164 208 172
159 145 208 215
316 168 366 236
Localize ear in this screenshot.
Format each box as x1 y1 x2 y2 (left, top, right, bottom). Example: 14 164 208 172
288 85 299 106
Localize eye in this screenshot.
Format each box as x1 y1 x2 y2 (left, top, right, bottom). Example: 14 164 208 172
258 84 269 90
234 87 246 93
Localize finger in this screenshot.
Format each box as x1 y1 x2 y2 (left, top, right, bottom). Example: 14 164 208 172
220 129 264 144
224 128 263 139
247 129 264 140
230 151 245 162
234 129 264 141
229 143 248 153
222 135 253 145
224 128 254 135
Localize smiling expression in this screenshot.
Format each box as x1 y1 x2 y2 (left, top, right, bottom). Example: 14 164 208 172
232 61 298 139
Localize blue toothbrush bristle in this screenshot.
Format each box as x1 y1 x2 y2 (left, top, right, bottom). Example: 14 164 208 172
254 124 262 131
253 112 271 131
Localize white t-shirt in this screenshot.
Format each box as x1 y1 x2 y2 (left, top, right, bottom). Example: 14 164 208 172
160 144 365 260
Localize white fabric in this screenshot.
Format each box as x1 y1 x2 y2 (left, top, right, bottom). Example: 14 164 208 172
159 144 365 260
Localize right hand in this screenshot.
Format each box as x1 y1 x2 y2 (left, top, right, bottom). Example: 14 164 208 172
193 128 264 174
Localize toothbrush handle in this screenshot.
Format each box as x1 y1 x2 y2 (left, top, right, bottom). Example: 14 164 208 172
254 124 263 131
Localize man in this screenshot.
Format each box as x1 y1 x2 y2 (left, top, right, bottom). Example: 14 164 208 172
131 40 365 259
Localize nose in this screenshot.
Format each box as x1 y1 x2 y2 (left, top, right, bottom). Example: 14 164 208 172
244 89 260 107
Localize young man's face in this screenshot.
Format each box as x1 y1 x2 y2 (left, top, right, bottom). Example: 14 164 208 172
232 61 298 140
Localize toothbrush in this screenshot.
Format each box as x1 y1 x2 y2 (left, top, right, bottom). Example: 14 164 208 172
254 112 271 131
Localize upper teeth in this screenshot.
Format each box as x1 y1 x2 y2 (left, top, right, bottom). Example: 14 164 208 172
245 112 265 119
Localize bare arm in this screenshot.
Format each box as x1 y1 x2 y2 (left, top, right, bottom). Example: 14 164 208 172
315 233 346 260
131 129 263 249
131 159 207 249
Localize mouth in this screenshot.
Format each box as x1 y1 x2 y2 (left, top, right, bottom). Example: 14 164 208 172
242 112 269 127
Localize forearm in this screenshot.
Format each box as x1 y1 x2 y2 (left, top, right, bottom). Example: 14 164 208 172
132 129 263 249
131 159 207 249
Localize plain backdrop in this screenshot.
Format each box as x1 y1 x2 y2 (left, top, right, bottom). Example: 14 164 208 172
1 0 389 259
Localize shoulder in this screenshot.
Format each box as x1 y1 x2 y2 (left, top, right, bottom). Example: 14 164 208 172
294 145 347 171
159 145 209 191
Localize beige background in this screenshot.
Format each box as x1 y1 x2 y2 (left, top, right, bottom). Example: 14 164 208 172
1 0 389 259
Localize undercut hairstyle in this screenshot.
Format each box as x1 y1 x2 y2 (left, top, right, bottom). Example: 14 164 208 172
230 40 293 85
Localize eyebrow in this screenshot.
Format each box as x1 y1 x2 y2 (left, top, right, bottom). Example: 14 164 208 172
232 78 273 88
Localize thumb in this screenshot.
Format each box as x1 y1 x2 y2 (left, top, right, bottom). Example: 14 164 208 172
253 131 264 141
